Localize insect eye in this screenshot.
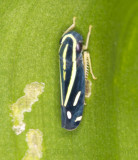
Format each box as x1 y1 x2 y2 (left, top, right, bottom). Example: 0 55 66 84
76 42 82 53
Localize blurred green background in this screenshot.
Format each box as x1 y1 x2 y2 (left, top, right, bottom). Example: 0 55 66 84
0 0 137 160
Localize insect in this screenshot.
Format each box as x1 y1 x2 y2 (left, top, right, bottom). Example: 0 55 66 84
59 17 96 130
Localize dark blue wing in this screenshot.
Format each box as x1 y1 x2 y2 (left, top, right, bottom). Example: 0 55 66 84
60 56 85 130
59 31 85 130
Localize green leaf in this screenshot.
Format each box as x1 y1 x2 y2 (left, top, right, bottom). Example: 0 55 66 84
0 0 137 160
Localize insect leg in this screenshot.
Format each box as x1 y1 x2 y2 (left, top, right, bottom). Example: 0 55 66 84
84 51 97 80
85 79 92 98
83 25 92 50
62 17 76 36
83 51 96 98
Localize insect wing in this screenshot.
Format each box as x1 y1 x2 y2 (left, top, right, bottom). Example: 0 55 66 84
59 53 85 130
